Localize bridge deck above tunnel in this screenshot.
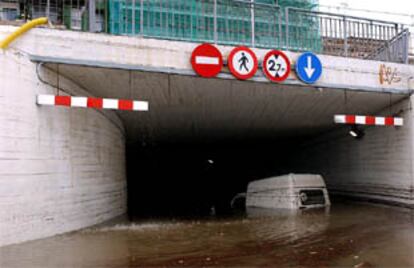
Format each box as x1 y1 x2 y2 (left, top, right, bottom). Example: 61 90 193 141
14 25 411 145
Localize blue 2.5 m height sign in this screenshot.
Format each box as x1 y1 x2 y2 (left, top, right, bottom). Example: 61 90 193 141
295 52 323 84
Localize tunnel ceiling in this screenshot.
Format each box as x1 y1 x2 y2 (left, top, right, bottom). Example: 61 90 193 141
44 63 408 145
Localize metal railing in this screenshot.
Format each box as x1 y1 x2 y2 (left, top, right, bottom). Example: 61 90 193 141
0 0 410 63
286 7 404 59
366 29 410 64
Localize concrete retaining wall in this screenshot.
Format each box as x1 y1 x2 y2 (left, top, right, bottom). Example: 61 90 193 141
290 97 414 207
0 50 127 247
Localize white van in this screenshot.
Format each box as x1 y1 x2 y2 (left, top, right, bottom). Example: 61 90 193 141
246 174 330 209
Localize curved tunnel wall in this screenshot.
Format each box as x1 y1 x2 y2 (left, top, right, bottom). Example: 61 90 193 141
0 51 127 247
288 97 414 207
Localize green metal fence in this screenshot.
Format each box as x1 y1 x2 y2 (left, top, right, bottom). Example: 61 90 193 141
106 0 321 51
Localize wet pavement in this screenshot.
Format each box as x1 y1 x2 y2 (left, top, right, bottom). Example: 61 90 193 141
0 202 413 268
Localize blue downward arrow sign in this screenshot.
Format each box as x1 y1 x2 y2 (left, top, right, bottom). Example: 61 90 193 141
296 52 322 84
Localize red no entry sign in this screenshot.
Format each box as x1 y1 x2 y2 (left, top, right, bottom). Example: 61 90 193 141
262 50 291 82
191 43 223 78
228 46 258 80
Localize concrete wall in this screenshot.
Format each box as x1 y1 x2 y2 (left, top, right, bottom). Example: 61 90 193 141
0 25 413 94
0 50 127 247
290 97 414 207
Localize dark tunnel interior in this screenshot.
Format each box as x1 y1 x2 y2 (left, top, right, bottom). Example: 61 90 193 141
126 139 308 218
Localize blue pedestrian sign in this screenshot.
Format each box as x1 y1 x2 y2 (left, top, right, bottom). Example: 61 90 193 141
295 52 322 84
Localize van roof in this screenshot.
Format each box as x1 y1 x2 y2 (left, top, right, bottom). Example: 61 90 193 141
247 174 326 192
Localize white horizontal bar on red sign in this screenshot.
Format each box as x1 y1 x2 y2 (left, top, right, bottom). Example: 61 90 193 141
334 115 403 127
195 56 220 65
37 95 149 111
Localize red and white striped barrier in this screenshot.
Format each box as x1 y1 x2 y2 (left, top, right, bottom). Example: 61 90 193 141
334 114 403 127
37 94 149 111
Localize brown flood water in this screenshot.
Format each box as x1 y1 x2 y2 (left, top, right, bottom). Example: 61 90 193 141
1 202 413 268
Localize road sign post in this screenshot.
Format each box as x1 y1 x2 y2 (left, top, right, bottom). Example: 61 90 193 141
228 46 258 80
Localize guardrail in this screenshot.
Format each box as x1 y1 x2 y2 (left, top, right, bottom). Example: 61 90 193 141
366 29 410 64
0 0 409 63
285 7 404 59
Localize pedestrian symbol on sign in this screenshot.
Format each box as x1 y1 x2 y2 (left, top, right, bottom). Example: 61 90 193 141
228 46 258 80
239 52 249 72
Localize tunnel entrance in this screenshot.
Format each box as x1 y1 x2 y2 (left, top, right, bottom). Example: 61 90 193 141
126 139 299 217
36 62 412 216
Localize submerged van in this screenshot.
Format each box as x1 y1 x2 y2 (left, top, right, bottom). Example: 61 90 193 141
246 174 330 209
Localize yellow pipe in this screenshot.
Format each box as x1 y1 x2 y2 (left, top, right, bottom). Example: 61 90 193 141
0 17 48 49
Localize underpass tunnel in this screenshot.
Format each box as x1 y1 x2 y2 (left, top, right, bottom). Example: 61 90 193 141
3 20 414 250
41 63 413 217
126 141 296 217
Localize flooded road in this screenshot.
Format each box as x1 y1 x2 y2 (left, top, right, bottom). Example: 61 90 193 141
1 202 413 267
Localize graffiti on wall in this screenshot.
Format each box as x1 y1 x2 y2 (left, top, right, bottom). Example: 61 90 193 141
379 64 401 85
